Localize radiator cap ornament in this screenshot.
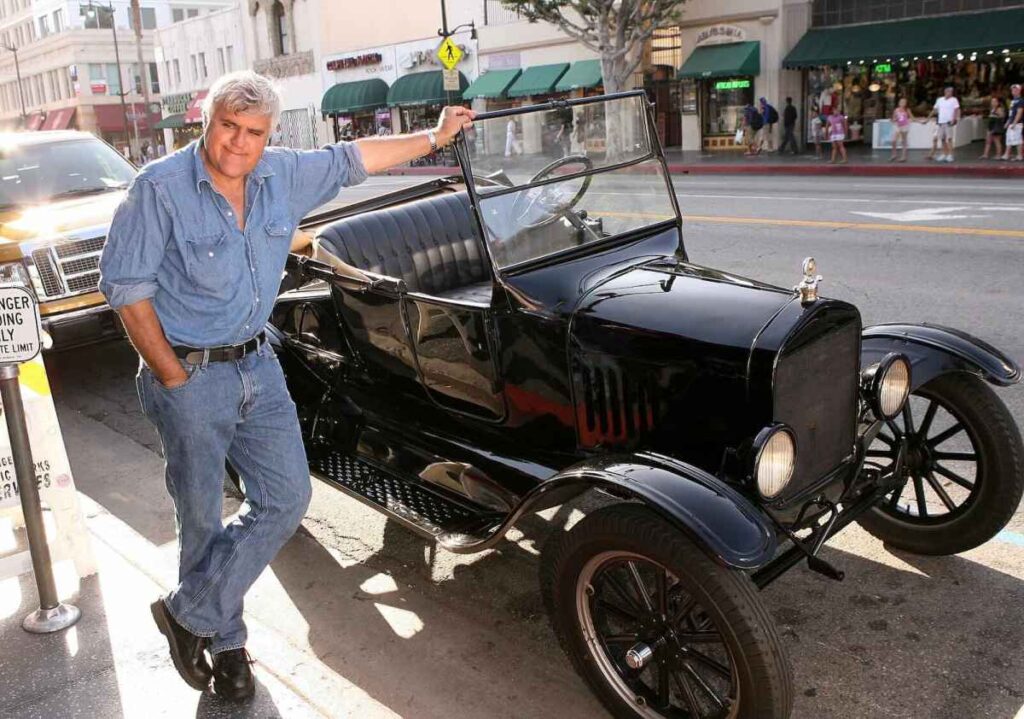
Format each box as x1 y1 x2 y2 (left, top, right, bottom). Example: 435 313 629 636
794 257 822 304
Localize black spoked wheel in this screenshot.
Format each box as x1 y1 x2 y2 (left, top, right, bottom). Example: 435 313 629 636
542 505 792 719
857 373 1024 555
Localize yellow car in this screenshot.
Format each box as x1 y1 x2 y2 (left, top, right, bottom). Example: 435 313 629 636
0 130 137 349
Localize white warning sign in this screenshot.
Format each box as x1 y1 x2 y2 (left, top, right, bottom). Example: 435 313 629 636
0 285 41 364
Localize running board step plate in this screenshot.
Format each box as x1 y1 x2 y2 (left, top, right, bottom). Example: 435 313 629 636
310 450 504 546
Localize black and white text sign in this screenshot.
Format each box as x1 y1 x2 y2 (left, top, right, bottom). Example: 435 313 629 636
0 286 41 363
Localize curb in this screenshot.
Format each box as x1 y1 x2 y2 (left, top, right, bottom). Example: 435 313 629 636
386 163 1024 179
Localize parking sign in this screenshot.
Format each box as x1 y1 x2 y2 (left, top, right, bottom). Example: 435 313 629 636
0 286 41 364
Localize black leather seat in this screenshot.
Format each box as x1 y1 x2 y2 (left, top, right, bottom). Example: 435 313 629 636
316 191 491 304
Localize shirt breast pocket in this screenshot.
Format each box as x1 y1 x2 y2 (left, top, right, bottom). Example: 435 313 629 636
264 217 293 242
184 231 236 295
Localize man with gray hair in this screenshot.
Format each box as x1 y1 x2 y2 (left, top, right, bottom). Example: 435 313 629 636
98 70 474 700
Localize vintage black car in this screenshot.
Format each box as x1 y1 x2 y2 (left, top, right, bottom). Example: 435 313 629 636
265 92 1023 718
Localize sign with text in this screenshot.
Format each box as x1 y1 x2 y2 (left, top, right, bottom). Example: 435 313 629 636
695 25 746 47
442 68 460 91
0 286 40 364
437 36 463 71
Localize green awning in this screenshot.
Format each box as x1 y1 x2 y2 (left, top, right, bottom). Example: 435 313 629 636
554 60 603 92
321 78 389 114
507 63 570 98
678 41 760 79
387 71 468 107
784 8 1024 68
153 113 185 130
462 69 522 100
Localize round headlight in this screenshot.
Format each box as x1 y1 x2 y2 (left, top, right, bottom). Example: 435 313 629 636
863 353 912 420
753 425 796 500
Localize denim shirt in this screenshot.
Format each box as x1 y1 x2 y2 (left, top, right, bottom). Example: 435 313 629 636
98 139 367 347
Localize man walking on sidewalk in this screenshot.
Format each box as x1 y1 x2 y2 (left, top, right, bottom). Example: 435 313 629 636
778 97 799 155
1003 83 1024 161
98 70 474 701
931 86 960 162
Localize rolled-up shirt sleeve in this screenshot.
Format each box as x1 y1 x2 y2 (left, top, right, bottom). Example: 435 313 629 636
289 142 368 218
98 177 171 309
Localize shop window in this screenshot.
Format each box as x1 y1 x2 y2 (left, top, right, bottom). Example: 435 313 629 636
217 48 225 75
37 14 49 38
225 45 234 71
52 8 63 32
186 8 198 18
149 62 159 94
273 1 288 56
172 8 184 22
199 52 207 80
703 78 754 137
190 54 197 83
80 6 113 30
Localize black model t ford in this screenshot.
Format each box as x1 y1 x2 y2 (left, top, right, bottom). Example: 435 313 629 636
267 93 1023 718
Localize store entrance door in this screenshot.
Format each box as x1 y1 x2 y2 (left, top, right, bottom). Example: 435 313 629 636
650 80 681 147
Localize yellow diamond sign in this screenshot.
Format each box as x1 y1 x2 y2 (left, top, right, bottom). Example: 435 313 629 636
437 37 463 71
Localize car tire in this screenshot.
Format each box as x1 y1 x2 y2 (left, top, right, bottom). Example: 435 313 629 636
857 373 1024 555
541 504 792 719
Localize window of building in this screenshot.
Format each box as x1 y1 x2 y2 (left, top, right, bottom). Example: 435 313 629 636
106 63 121 96
225 45 234 71
173 58 181 84
52 8 63 32
149 61 159 94
172 8 183 22
217 47 225 75
164 60 171 89
190 54 197 82
142 7 156 29
186 8 198 18
198 51 207 79
273 1 288 56
37 14 49 38
80 5 113 30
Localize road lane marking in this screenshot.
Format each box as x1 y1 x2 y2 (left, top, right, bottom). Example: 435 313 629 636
850 207 989 222
597 210 1024 239
592 190 1024 209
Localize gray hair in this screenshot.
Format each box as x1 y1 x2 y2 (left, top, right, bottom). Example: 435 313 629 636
201 70 281 129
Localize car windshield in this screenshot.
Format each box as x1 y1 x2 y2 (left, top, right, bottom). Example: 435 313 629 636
0 138 135 210
462 93 678 269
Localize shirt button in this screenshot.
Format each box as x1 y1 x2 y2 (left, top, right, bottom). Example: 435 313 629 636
208 251 214 257
227 211 233 216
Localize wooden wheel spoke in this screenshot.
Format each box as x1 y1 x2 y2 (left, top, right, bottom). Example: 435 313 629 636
683 662 726 709
876 432 897 447
902 403 916 436
604 571 647 615
671 595 698 627
918 400 938 437
656 569 668 617
932 463 975 491
626 561 656 612
596 598 642 624
927 421 964 448
675 631 724 645
932 451 977 462
657 662 671 709
912 474 928 517
686 648 732 679
603 633 640 645
866 449 894 458
672 672 704 718
924 471 958 512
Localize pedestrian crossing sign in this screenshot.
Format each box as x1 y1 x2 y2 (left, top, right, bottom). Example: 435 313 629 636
437 37 463 71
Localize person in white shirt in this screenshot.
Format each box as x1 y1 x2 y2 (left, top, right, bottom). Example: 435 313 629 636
504 118 521 157
930 86 961 162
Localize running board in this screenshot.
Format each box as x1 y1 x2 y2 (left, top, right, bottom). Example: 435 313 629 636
309 450 506 551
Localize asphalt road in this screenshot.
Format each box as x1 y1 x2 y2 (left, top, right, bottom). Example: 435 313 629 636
44 173 1024 718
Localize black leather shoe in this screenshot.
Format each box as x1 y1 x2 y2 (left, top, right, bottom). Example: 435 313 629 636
212 648 255 701
150 599 212 691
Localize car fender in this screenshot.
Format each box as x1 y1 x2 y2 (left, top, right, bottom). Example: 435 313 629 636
862 323 1021 390
525 453 776 570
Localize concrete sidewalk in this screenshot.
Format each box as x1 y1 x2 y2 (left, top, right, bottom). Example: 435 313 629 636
388 142 1024 178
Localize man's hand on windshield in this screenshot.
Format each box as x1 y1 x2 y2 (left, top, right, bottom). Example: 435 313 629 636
436 106 476 146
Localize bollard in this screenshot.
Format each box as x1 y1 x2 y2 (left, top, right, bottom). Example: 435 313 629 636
0 283 80 634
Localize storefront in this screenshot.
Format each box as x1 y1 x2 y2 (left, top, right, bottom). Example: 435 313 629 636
91 103 162 159
784 7 1024 149
158 91 200 152
40 108 76 131
677 40 761 150
320 77 391 141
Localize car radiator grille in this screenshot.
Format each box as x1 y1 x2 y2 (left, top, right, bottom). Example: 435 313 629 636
773 314 861 498
31 236 105 299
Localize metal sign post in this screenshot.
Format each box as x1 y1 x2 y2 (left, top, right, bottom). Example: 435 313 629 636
0 285 80 633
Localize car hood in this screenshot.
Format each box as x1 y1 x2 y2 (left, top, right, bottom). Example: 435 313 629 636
570 259 794 359
0 190 124 245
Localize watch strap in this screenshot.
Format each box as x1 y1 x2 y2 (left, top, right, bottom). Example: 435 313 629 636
427 130 438 152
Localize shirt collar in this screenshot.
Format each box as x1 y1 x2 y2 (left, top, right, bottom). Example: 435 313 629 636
192 138 275 193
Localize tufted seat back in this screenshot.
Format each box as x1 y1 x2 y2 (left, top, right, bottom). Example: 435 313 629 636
316 191 488 296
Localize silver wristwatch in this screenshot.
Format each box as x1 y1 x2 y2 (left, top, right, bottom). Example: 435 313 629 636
427 129 438 152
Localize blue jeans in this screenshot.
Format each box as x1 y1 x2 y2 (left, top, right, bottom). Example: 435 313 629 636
137 340 311 654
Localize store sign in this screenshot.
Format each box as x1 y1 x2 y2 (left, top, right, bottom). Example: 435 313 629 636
695 25 746 47
326 53 383 72
715 79 751 90
874 63 892 74
487 53 520 70
161 91 193 114
0 286 40 364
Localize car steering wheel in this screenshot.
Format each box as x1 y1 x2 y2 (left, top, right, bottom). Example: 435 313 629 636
510 155 593 230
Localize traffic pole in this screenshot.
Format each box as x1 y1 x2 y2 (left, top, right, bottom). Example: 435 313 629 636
0 363 80 633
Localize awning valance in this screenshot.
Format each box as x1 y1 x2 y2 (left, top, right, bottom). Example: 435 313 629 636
41 107 75 131
554 60 603 92
321 78 389 114
783 8 1024 68
507 63 570 98
94 103 161 132
24 112 45 131
678 41 760 79
154 112 186 130
462 69 521 100
387 71 467 107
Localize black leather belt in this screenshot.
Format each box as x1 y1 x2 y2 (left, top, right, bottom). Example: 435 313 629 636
173 331 266 364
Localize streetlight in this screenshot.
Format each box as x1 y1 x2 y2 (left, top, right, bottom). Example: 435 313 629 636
85 1 137 154
1 41 27 124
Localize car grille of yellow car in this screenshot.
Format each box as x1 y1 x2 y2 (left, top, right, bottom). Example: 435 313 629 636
30 236 105 299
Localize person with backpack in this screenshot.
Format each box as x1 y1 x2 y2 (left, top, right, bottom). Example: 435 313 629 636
760 97 779 151
743 102 764 155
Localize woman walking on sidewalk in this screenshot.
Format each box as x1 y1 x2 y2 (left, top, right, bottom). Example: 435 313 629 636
1003 84 1023 161
889 98 914 162
981 96 1005 159
827 106 848 164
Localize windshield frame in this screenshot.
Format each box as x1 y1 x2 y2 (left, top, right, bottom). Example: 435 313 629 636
455 90 684 274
